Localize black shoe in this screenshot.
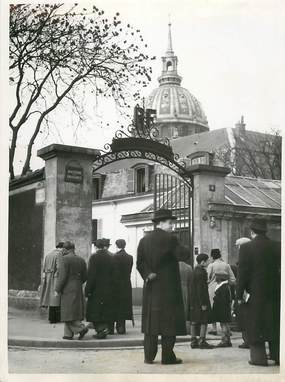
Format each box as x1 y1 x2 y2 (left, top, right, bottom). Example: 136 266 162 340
190 339 199 349
199 340 215 349
62 336 73 340
239 342 249 349
95 328 109 339
144 360 153 364
248 360 268 366
78 327 88 340
208 330 218 335
216 341 232 348
162 358 183 365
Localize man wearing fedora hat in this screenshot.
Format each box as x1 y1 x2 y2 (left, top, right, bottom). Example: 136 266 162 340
137 208 188 365
237 218 281 366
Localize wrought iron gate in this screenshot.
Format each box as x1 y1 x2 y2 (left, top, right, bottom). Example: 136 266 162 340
154 173 193 265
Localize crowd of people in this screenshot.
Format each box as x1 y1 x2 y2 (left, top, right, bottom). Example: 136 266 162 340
40 208 281 367
40 238 133 340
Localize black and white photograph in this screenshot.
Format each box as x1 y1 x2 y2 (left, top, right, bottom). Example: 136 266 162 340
1 0 284 378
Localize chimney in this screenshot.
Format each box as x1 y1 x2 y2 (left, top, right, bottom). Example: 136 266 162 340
235 115 246 134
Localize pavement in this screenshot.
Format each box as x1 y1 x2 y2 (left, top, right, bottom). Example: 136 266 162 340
8 306 281 374
9 305 243 349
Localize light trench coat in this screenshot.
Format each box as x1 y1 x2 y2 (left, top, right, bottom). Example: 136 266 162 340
207 258 236 306
40 248 63 307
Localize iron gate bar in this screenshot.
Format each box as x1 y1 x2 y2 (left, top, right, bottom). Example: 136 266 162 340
153 173 193 265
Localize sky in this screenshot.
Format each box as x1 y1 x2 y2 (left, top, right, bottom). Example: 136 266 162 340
5 0 285 174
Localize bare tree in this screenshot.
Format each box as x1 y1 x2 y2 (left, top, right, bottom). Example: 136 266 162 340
214 129 281 180
9 3 155 178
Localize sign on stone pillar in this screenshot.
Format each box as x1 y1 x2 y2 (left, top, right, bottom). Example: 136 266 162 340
186 164 230 261
38 144 100 260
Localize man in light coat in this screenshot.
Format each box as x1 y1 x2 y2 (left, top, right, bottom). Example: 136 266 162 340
237 218 281 366
40 242 64 323
137 209 188 365
55 241 88 340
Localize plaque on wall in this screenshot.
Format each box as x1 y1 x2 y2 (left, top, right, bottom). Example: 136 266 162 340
65 161 83 184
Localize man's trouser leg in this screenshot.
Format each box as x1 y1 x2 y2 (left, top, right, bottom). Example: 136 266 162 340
161 336 176 363
48 306 61 323
67 321 86 335
116 320 126 334
242 330 248 345
249 342 268 365
64 322 73 337
269 340 280 363
144 334 158 362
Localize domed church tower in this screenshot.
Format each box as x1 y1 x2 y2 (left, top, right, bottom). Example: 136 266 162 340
146 23 209 139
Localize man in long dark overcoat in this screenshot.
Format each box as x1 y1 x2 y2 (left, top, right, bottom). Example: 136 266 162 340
111 239 133 334
85 239 115 339
237 218 281 366
137 209 188 365
55 241 88 340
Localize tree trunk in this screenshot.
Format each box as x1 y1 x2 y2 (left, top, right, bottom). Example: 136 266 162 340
21 140 33 176
9 129 19 179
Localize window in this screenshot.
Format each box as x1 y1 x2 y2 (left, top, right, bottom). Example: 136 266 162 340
92 174 105 200
127 164 154 194
191 156 206 165
136 167 146 193
166 61 173 71
92 219 97 243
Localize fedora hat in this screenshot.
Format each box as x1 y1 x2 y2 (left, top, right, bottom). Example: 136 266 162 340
101 238 111 247
250 218 267 232
152 209 177 223
95 239 105 249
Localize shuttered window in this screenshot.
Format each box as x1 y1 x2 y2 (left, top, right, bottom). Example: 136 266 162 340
127 169 135 194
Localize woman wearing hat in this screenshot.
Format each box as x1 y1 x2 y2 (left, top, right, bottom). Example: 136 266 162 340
207 248 236 335
137 208 188 365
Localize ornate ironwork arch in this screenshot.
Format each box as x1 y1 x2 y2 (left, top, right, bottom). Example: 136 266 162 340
93 106 192 188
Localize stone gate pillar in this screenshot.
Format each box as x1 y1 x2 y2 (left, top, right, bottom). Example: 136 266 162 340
187 164 230 261
38 144 100 260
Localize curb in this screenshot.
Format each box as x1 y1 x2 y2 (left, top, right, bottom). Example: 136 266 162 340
8 335 242 349
8 336 193 349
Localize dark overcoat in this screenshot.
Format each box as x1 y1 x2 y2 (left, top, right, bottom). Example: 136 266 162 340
189 265 212 324
85 249 115 323
113 249 133 321
55 252 87 322
137 228 187 336
237 235 281 344
179 261 193 321
211 282 232 323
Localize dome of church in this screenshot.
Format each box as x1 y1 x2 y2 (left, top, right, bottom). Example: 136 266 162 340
146 23 209 138
147 85 208 128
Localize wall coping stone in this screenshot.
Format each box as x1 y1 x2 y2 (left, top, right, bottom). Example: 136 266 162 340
38 144 101 161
